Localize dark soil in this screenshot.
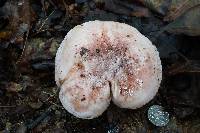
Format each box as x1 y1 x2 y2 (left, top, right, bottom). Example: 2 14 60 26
0 0 200 132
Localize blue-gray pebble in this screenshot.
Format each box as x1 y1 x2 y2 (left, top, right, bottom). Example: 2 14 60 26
148 105 169 126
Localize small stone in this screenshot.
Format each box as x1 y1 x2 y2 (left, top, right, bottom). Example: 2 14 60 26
5 122 12 131
28 100 43 109
55 110 61 116
16 122 27 133
107 125 119 133
6 82 22 92
148 105 169 127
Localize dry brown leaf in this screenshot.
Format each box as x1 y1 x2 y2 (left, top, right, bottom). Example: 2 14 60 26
0 0 35 44
143 0 171 15
164 0 200 21
0 31 12 40
165 5 200 36
104 0 151 17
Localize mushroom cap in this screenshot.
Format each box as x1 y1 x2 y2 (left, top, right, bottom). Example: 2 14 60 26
55 21 162 119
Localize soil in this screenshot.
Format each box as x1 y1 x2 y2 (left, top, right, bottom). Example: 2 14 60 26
0 0 200 133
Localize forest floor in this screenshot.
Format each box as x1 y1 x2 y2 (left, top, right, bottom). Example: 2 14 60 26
0 0 200 132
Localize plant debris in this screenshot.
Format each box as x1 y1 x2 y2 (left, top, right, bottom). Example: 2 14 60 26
0 0 200 132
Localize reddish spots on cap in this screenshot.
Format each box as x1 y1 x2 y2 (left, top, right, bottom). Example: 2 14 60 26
73 30 144 98
80 47 89 56
81 97 86 101
89 87 101 102
58 62 85 86
72 99 88 112
77 62 84 70
80 74 85 78
119 75 137 96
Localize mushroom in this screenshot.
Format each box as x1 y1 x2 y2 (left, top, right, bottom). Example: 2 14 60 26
55 21 162 119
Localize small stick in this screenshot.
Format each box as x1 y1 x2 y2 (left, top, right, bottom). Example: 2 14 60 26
26 107 53 130
0 105 16 108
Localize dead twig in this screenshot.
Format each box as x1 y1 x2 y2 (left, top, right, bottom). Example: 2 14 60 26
0 105 16 108
32 10 55 36
26 106 53 130
16 29 29 64
167 60 200 75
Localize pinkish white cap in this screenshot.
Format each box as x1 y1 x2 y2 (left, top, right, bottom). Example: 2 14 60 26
55 21 162 119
